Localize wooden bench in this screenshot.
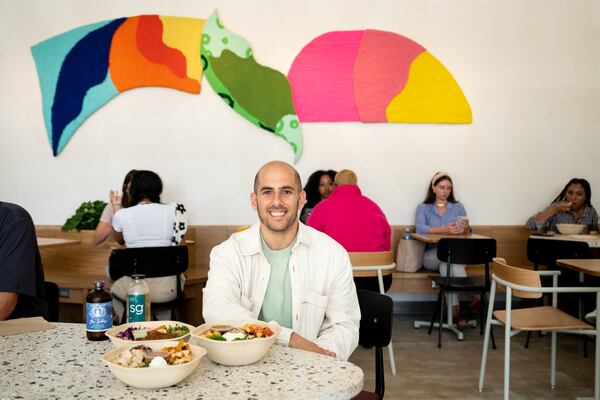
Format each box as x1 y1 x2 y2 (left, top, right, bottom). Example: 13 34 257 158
36 224 532 323
388 225 532 294
35 226 205 325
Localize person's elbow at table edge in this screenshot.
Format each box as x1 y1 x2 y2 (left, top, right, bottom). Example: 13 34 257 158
0 292 18 320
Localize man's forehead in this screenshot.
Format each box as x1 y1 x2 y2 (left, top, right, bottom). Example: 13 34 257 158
254 161 302 192
257 169 297 189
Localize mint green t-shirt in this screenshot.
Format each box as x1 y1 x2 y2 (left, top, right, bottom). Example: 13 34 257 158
258 236 293 328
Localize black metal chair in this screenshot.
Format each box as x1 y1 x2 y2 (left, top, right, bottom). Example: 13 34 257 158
44 281 59 322
428 238 497 348
109 246 189 323
525 238 592 353
352 289 393 400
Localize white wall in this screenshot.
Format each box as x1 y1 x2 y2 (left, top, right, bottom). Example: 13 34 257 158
1 0 599 225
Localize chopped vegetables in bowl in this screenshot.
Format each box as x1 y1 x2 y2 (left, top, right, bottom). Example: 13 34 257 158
106 321 194 348
101 340 206 389
192 321 280 366
200 323 274 341
116 324 190 341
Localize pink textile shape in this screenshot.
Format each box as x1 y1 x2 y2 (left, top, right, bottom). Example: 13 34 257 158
288 31 363 122
307 185 391 252
354 30 425 122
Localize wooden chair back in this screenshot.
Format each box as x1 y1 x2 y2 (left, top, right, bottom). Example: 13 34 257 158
492 257 542 299
349 251 394 277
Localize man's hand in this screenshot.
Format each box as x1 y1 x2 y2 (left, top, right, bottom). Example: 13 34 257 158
289 332 336 357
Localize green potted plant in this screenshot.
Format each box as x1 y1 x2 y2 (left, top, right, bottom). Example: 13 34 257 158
62 200 107 231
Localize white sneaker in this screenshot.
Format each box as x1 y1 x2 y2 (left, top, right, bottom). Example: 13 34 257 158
585 309 596 323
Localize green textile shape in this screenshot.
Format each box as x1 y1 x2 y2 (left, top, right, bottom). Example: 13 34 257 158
201 10 303 162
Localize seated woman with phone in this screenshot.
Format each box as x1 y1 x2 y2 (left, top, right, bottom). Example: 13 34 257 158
415 171 473 325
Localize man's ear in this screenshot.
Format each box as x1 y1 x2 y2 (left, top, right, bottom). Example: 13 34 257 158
298 190 306 209
250 192 258 212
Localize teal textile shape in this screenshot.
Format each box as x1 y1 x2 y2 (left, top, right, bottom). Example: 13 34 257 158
202 11 302 162
31 20 117 155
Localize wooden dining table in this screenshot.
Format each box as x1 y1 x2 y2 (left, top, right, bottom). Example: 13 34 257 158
557 259 600 277
0 323 364 399
37 237 81 248
411 232 490 244
530 233 600 248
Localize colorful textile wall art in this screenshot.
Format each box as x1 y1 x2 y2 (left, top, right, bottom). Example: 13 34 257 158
31 15 205 157
31 11 471 162
287 30 472 123
201 12 301 161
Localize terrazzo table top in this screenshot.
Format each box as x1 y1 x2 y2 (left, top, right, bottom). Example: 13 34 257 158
0 323 363 399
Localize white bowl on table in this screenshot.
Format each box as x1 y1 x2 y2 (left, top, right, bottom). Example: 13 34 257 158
105 320 194 348
556 224 586 235
101 341 206 389
191 321 280 366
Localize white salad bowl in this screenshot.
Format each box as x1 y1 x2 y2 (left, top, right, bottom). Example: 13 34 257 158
105 320 194 348
556 224 586 235
191 321 280 366
102 341 206 389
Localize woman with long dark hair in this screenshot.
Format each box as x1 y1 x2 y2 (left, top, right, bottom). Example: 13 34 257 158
92 169 138 246
415 171 472 325
110 170 187 320
526 178 598 233
300 169 336 223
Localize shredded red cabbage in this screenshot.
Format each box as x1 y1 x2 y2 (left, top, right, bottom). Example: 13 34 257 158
116 327 138 340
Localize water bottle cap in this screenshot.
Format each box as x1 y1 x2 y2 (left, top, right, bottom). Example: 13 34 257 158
94 281 105 290
131 274 145 280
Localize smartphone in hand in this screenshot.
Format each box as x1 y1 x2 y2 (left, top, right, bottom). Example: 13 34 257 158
455 216 468 233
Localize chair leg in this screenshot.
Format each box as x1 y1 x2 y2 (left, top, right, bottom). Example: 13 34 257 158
551 331 557 389
429 291 442 335
524 331 532 349
478 305 493 391
375 346 385 398
594 295 600 400
438 290 445 349
483 292 497 350
376 270 396 376
504 290 512 400
479 281 497 393
387 342 396 376
480 292 485 336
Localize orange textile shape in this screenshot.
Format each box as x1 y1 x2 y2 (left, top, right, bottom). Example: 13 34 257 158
109 16 201 94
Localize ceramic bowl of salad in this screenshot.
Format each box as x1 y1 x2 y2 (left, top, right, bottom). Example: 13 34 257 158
191 321 280 366
102 339 207 389
106 321 194 348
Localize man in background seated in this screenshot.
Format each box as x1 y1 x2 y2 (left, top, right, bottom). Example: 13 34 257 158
0 202 48 320
203 161 360 361
308 169 392 292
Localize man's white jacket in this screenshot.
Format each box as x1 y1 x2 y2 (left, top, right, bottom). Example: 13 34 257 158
203 222 360 361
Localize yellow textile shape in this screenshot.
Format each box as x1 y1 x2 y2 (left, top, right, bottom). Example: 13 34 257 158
159 16 206 82
385 51 472 123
